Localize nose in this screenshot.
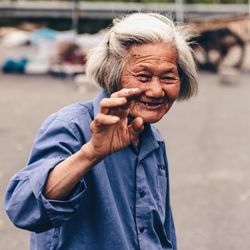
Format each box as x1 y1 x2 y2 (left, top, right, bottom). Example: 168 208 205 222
145 77 165 98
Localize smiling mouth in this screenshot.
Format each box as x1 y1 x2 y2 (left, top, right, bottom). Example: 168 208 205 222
142 102 161 106
140 101 164 109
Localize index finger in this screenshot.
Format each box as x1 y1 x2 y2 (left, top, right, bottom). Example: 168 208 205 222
111 88 145 98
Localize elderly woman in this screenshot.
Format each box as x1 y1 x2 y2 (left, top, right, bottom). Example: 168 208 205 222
5 13 197 250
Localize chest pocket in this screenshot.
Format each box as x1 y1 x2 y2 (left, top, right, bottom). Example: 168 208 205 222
156 163 168 218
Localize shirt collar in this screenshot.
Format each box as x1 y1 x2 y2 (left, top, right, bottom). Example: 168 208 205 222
138 124 164 161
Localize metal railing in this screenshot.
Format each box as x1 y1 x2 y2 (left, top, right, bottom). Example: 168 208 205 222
0 1 249 20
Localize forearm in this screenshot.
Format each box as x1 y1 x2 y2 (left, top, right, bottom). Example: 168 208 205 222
44 141 101 200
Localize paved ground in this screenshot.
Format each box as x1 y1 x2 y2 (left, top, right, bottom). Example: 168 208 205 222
1 53 250 249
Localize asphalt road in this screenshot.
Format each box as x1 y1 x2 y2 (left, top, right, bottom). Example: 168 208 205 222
0 69 250 250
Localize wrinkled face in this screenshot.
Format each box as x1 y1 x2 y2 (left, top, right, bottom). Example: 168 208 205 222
121 42 180 123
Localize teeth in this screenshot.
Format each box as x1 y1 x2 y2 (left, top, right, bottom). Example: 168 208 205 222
143 102 159 107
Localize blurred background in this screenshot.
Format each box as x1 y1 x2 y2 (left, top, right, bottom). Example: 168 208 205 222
0 0 250 249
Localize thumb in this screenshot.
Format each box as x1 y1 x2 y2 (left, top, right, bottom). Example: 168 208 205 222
128 117 144 143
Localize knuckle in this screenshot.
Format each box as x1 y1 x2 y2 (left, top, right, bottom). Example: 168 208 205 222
100 98 108 106
95 113 99 119
90 121 94 130
122 88 129 94
111 89 122 98
94 113 102 123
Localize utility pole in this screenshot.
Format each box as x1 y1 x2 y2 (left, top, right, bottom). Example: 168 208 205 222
72 0 80 34
175 0 184 23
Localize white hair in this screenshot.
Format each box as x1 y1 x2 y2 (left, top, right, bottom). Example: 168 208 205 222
86 13 198 99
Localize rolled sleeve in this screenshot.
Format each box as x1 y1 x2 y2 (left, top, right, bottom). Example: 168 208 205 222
4 115 88 233
40 178 87 228
29 156 88 228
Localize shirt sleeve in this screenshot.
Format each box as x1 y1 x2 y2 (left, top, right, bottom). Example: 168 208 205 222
4 116 88 233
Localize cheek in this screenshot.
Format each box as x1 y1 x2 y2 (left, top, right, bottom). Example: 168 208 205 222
164 83 180 99
121 74 136 89
121 73 142 89
122 80 141 89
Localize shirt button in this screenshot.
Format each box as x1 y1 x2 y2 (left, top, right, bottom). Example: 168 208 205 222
139 190 146 198
139 227 145 233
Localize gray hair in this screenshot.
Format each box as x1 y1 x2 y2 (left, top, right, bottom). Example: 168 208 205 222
86 13 198 100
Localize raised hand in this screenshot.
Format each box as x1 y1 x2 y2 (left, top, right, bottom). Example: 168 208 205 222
87 88 145 159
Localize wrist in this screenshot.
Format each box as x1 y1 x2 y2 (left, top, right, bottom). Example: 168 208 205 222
79 141 103 165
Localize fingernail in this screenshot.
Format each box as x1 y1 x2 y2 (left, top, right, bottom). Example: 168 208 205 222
112 116 120 122
131 88 139 92
124 88 139 94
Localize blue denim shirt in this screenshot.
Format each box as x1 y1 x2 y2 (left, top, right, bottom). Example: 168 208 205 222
4 90 177 250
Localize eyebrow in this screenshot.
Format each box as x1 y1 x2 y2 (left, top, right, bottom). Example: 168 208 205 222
134 65 178 74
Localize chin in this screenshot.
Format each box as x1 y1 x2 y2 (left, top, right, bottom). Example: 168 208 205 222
131 111 165 124
141 116 163 124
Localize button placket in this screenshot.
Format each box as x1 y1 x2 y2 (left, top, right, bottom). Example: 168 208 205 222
135 162 149 249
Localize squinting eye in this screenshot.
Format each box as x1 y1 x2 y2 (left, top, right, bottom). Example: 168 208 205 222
161 76 176 82
137 75 151 83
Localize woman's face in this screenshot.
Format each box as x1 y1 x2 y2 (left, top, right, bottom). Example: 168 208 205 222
121 42 180 123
